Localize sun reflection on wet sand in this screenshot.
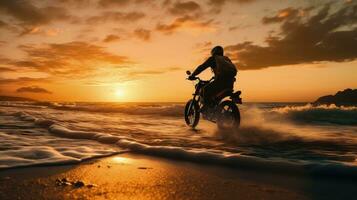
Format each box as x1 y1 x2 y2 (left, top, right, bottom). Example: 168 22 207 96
112 156 133 164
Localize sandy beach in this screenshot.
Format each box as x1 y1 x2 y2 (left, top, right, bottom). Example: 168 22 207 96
0 153 356 200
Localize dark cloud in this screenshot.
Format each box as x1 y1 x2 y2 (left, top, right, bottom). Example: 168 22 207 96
0 77 50 85
162 0 172 7
0 20 8 28
228 23 251 32
169 1 201 15
98 0 131 7
0 18 20 33
262 7 311 24
86 11 145 24
208 0 256 12
103 34 121 42
0 55 11 63
56 0 92 7
18 27 41 36
156 15 214 35
98 0 150 8
0 67 16 72
225 4 357 70
0 0 71 26
209 0 255 6
134 28 151 41
0 67 15 72
8 41 129 77
16 86 52 94
228 26 239 31
16 27 62 37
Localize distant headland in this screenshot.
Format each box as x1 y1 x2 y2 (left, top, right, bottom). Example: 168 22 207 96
313 89 357 106
0 96 36 101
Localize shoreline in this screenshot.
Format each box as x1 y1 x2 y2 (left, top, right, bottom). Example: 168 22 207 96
1 153 356 200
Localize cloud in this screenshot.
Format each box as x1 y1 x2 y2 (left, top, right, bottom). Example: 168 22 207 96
208 0 256 12
18 26 62 37
8 41 129 77
162 0 172 7
225 4 357 70
103 34 121 42
86 11 145 24
98 0 150 8
16 86 52 94
156 15 214 35
228 24 251 31
0 0 71 26
0 41 6 46
0 67 16 72
169 1 201 15
99 0 130 7
0 67 15 72
83 66 182 85
209 0 256 6
194 41 212 52
134 28 151 41
0 55 11 63
262 7 310 24
126 66 181 79
0 77 50 85
0 20 8 28
0 19 19 33
56 0 91 6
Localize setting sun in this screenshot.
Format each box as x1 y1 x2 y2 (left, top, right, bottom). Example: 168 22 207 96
115 88 125 98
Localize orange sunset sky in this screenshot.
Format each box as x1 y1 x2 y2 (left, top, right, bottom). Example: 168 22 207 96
0 0 357 102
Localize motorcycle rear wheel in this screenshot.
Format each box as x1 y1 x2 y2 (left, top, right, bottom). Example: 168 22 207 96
216 100 240 129
184 99 200 128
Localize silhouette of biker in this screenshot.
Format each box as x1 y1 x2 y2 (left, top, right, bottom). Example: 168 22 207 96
188 46 237 113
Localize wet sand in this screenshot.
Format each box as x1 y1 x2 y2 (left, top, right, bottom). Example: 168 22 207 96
0 153 356 200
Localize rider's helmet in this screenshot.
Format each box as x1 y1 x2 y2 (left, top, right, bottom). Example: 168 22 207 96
211 46 224 56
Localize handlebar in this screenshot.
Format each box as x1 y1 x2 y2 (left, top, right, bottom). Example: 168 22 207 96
186 76 214 82
186 70 214 82
187 76 199 81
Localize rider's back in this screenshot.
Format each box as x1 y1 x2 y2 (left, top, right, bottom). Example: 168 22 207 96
213 55 237 79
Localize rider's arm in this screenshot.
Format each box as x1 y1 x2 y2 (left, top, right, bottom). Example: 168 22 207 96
191 56 215 77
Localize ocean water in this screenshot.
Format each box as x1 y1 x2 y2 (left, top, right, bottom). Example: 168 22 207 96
1 101 357 178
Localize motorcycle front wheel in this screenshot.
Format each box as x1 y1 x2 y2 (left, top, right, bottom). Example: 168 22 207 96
216 100 240 129
184 99 200 128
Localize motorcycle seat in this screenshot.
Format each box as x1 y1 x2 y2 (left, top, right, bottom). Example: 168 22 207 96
215 88 233 100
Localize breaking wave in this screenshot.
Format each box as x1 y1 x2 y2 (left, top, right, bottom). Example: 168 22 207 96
268 104 357 125
31 102 185 117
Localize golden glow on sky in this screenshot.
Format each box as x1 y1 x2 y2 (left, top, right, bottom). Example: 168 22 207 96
1 0 357 102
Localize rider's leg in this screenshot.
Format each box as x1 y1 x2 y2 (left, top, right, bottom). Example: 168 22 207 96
203 78 234 105
202 81 222 107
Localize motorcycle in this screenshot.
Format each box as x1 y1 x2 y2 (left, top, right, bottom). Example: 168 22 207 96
184 70 242 129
